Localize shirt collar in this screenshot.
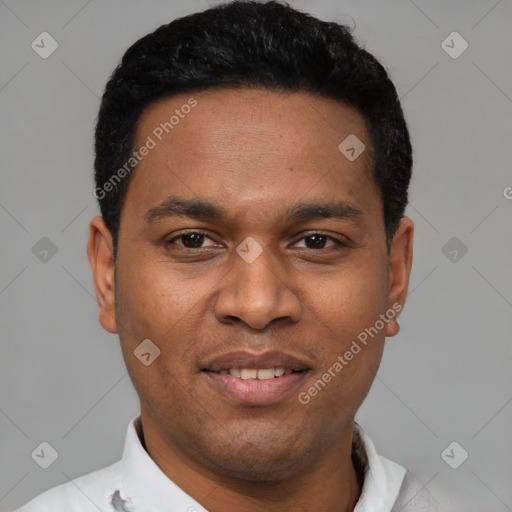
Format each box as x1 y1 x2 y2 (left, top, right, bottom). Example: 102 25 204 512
117 416 405 511
118 416 207 512
352 422 407 511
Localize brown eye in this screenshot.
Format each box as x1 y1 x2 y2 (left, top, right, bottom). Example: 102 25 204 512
167 232 217 249
294 233 346 250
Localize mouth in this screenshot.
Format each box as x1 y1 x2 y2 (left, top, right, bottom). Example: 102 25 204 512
206 367 300 379
201 351 311 406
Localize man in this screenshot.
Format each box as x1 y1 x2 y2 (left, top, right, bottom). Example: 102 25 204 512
16 1 439 510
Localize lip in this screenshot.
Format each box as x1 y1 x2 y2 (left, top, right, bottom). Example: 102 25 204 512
202 350 310 372
204 371 308 406
201 350 311 406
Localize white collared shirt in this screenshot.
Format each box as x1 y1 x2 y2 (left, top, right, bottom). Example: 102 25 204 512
15 417 439 512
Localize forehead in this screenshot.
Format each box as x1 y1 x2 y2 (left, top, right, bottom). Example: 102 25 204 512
122 88 380 229
136 87 371 160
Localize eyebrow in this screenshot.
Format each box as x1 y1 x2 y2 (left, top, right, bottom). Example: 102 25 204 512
144 195 362 225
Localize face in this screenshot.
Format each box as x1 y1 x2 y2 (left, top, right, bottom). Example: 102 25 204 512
88 88 413 482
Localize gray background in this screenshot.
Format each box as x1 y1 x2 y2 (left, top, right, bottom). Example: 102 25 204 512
1 0 511 510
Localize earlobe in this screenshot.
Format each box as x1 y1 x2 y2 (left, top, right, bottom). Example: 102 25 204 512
385 318 400 337
87 216 118 334
386 217 414 338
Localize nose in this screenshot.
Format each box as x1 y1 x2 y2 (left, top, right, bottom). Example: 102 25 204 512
213 247 302 330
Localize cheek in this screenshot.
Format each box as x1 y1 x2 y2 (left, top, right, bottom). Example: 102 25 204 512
303 254 388 395
116 258 200 335
114 258 212 393
114 263 199 417
310 254 389 336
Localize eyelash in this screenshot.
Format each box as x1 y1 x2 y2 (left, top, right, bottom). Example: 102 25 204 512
166 231 348 250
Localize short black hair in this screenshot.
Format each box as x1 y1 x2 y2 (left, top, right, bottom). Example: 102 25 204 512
94 0 412 260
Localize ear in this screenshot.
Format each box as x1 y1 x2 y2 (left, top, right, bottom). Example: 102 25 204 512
87 216 118 334
385 217 414 337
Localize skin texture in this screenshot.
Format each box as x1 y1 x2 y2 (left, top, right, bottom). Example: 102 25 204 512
87 88 414 512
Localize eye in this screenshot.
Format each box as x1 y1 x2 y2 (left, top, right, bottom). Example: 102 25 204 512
293 233 347 250
167 232 219 249
165 231 347 251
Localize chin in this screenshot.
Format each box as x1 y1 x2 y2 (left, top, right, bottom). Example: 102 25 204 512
211 456 304 483
201 436 312 482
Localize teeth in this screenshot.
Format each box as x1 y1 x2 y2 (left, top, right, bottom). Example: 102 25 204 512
257 368 275 380
240 369 258 380
223 367 292 379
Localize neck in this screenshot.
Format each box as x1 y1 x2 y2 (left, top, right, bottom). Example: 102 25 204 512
139 413 362 512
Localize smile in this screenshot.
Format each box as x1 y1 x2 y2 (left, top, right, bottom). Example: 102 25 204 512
201 350 311 405
216 367 294 379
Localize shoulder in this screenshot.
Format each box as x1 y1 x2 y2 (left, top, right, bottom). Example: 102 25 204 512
14 461 122 512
